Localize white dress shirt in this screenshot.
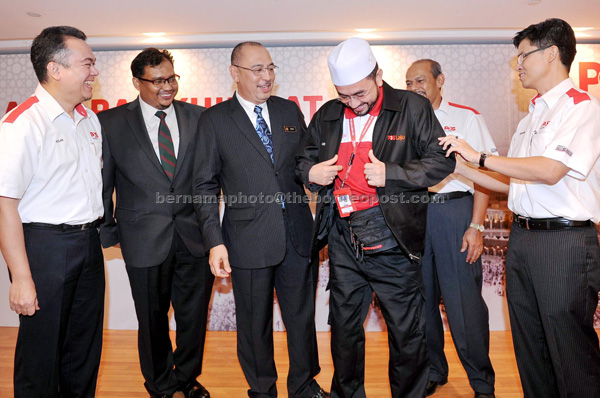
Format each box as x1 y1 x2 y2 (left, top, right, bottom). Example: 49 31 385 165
139 97 180 158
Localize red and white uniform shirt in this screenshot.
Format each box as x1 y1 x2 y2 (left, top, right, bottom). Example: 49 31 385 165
334 87 383 211
432 98 498 194
0 84 103 224
508 78 600 223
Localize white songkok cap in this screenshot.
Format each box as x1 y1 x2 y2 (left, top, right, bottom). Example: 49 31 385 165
328 37 377 86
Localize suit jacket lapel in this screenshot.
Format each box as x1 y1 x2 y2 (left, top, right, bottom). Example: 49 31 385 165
173 101 190 180
125 98 166 177
229 95 273 165
267 97 283 166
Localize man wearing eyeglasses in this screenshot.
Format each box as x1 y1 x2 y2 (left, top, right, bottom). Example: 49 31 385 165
296 37 455 398
193 41 327 398
440 18 600 397
98 48 214 398
406 59 496 398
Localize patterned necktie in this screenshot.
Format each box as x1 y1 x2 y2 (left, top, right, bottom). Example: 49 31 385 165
254 105 274 163
155 111 176 180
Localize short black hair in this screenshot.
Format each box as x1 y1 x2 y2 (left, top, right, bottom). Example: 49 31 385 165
412 59 443 78
231 41 264 65
30 26 87 83
513 18 577 72
367 63 379 81
131 48 174 78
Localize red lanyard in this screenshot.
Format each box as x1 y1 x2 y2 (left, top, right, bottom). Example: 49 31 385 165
340 115 376 188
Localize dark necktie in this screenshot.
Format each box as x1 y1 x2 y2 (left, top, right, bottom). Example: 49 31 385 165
155 110 176 180
254 105 274 163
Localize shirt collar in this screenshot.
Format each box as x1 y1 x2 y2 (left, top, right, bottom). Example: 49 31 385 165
436 97 450 115
235 92 267 114
529 78 575 112
139 96 175 121
344 85 384 119
35 84 89 123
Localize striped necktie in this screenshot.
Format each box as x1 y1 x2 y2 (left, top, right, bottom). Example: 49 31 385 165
155 110 176 180
254 105 274 163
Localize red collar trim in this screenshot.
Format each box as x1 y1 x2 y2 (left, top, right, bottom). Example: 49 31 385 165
75 104 88 117
344 86 383 119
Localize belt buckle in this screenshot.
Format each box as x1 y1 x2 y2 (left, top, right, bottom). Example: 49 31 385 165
518 215 530 230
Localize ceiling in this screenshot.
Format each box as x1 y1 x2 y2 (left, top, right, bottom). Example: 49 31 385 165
1 0 599 53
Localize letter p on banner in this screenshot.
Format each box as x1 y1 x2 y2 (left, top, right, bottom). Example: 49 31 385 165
579 62 600 92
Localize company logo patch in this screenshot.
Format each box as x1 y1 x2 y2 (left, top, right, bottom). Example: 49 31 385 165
540 121 550 129
283 126 297 132
444 126 456 132
387 135 405 141
555 145 573 156
89 131 99 139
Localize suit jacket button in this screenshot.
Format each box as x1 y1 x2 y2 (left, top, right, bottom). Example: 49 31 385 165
172 215 176 220
275 172 279 176
170 188 175 193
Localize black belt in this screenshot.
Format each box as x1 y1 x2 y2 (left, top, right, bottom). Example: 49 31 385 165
24 219 101 231
428 191 471 202
513 213 593 230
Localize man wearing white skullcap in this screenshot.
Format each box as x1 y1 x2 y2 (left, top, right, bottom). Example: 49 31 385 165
296 37 455 397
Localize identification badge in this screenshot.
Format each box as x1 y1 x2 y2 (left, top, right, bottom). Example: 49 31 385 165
334 188 356 217
283 126 297 132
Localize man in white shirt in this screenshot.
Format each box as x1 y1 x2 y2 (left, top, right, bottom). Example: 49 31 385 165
0 26 104 397
441 18 600 397
406 59 496 398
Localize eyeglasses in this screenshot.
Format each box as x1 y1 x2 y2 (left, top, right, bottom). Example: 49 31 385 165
337 84 373 104
233 64 279 76
137 74 180 88
517 46 552 65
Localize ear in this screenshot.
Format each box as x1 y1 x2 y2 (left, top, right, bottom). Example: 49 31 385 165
132 77 141 92
436 73 445 89
547 45 559 64
375 68 383 87
46 62 61 82
230 65 239 83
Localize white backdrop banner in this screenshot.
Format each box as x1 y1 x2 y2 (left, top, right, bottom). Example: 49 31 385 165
1 43 599 331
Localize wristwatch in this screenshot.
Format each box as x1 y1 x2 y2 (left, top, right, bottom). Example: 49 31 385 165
470 222 485 232
479 151 492 167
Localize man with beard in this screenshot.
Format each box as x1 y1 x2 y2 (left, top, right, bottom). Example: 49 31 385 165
296 37 455 398
0 26 104 397
406 59 496 398
99 48 213 398
441 18 600 397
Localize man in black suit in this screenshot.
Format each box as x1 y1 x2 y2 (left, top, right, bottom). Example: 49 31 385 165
99 48 214 398
193 42 327 398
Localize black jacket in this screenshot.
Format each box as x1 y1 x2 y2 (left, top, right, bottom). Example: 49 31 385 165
99 99 206 267
296 81 455 260
193 95 313 269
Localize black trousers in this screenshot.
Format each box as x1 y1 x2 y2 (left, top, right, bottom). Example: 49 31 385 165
421 195 494 394
15 225 105 398
230 213 321 398
506 222 600 398
126 231 214 396
328 214 428 398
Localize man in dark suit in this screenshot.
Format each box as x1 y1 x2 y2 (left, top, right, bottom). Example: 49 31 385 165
99 48 214 398
193 41 327 398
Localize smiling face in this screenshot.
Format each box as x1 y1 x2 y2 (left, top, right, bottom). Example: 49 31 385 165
335 69 383 116
515 38 551 92
133 59 178 110
405 61 444 109
57 37 99 106
230 44 275 105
